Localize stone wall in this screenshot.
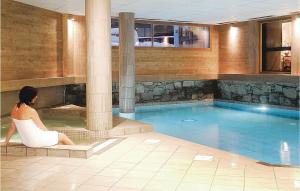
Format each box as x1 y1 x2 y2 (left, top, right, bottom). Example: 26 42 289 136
65 79 300 108
216 80 300 107
65 80 216 106
121 80 216 104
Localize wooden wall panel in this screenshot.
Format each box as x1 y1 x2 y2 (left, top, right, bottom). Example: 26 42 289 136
2 0 298 85
67 18 219 82
129 26 218 81
1 0 63 81
218 22 258 74
291 16 300 75
73 16 87 77
62 15 87 77
2 1 219 83
248 21 260 73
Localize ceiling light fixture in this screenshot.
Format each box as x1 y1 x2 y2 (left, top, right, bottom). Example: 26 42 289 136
229 25 238 36
216 20 238 25
68 15 75 21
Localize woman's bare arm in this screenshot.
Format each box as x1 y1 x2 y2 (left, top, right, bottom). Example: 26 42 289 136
4 122 16 145
30 109 48 131
4 106 18 145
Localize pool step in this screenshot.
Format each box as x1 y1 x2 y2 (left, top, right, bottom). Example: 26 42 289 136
109 117 153 136
1 138 122 159
39 104 154 137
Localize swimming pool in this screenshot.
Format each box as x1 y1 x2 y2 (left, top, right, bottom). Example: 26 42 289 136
1 101 299 165
118 101 300 166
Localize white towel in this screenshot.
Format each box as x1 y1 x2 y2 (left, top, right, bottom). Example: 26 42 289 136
12 118 58 148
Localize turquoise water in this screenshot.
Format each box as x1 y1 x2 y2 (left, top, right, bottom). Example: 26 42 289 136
118 101 300 166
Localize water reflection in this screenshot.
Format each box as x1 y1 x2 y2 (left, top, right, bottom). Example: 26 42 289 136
280 141 290 165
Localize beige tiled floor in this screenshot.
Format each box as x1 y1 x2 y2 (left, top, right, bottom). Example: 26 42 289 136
1 132 300 191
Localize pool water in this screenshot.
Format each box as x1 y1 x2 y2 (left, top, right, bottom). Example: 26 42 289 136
129 101 300 166
1 101 299 165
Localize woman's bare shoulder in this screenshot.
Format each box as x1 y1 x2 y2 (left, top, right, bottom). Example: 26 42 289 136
25 105 37 115
10 104 18 116
11 104 36 119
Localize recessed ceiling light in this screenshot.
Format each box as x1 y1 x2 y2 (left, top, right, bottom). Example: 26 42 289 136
249 15 275 21
217 21 238 25
68 15 75 21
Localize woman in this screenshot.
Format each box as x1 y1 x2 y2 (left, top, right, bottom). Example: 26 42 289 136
4 86 74 147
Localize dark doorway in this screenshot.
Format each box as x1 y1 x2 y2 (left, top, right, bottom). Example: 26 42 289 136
262 20 292 73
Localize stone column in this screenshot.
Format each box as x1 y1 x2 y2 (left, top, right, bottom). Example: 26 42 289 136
291 16 300 75
119 12 136 119
85 0 112 135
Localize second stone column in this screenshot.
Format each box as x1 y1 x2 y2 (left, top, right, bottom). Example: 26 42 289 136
119 12 136 119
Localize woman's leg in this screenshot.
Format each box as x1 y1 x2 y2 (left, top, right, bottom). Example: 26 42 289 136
58 133 74 145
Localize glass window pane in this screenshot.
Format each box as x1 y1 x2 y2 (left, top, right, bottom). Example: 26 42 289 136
262 21 292 73
264 50 291 72
265 22 283 48
135 23 152 47
111 19 119 46
282 22 292 47
153 25 175 47
113 20 211 49
282 50 292 72
177 26 210 48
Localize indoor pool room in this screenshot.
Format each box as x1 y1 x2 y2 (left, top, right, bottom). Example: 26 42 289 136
1 0 300 191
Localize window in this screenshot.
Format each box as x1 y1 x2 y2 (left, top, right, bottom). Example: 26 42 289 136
153 24 175 47
262 20 292 73
177 26 210 48
111 19 210 49
135 23 152 47
111 19 119 46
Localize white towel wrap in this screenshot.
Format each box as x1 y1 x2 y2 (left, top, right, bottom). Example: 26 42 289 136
12 118 59 148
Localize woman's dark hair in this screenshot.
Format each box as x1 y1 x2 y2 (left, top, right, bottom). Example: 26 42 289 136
17 86 38 107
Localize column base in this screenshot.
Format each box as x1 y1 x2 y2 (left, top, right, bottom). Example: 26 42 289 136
119 112 135 120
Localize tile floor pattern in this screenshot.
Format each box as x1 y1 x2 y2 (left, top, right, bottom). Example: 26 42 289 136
1 132 300 191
